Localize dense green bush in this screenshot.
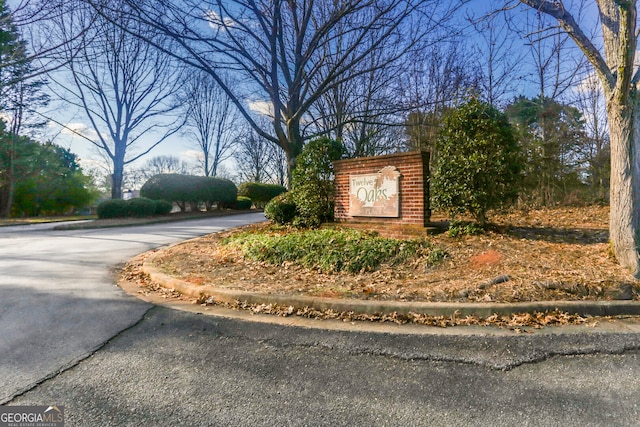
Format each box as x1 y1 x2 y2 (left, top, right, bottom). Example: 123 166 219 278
96 199 130 219
264 192 297 225
433 98 523 226
126 197 157 217
97 197 167 218
290 138 344 227
140 174 237 211
223 228 441 274
11 142 97 216
237 182 286 208
234 196 253 210
154 200 174 215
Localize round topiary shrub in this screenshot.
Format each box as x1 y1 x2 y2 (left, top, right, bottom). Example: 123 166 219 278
264 192 297 225
140 174 237 211
154 200 174 215
202 176 238 209
96 199 129 219
237 182 286 208
234 196 253 210
126 197 157 217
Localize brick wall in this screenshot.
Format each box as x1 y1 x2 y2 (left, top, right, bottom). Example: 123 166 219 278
334 151 430 227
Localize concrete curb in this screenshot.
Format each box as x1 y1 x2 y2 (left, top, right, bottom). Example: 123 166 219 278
142 252 640 318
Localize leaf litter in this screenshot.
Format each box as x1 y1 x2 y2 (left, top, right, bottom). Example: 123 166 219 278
119 206 638 328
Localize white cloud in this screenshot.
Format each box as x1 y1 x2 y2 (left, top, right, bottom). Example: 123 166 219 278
247 100 274 117
182 149 204 161
60 122 102 142
204 10 235 30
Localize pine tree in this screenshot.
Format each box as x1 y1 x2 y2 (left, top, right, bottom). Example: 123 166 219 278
0 0 48 217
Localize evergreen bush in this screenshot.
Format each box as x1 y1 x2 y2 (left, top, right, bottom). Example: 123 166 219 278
153 200 174 215
234 196 253 210
96 199 130 219
238 182 286 208
140 174 237 211
433 98 523 226
126 197 157 217
290 138 344 228
264 192 297 225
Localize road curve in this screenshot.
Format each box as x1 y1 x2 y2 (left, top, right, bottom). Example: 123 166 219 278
0 212 266 403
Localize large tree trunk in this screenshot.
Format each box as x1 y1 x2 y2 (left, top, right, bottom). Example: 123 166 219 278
0 181 14 218
607 93 640 277
111 163 124 200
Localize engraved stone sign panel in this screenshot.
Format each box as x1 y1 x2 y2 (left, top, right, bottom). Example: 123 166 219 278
349 166 401 217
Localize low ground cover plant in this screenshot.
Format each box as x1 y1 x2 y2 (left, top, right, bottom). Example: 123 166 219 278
222 227 445 274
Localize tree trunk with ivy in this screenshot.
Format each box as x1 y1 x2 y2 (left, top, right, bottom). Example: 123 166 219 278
519 0 640 276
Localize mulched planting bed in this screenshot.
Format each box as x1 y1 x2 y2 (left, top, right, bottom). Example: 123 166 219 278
146 206 639 304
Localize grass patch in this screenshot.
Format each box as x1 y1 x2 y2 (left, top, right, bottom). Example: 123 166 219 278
222 227 443 274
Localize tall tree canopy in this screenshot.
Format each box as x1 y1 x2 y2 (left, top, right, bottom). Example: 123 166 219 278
0 0 49 216
88 0 456 183
506 96 588 205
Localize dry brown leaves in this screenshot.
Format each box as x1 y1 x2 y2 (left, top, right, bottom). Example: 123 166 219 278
117 206 640 327
148 206 639 304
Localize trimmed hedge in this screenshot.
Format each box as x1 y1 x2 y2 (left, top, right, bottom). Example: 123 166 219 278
238 182 286 208
96 199 129 218
154 200 174 215
127 197 157 217
234 196 253 210
140 174 237 211
97 197 170 219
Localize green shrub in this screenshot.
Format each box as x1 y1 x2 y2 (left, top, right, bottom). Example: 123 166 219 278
154 200 174 215
96 199 129 218
264 192 297 225
202 176 238 209
126 197 157 217
140 174 237 211
291 138 344 228
234 196 253 210
238 182 286 208
223 228 438 274
433 98 523 226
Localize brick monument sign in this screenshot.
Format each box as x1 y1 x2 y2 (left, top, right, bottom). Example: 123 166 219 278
333 151 430 237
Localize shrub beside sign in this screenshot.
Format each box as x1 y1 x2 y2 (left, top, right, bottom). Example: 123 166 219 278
349 166 400 217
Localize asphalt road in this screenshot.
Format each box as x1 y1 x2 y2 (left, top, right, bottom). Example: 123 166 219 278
0 212 266 403
8 307 640 426
3 212 640 426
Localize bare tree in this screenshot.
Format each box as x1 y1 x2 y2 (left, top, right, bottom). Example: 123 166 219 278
571 72 610 202
514 0 640 276
49 1 183 199
233 125 284 184
180 71 240 177
304 13 410 158
471 10 526 107
88 0 457 183
400 40 479 163
124 154 192 190
140 155 190 177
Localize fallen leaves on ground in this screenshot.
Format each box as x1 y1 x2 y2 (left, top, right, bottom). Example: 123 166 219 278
118 206 639 328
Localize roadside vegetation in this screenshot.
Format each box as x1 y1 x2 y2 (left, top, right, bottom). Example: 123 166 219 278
222 227 444 274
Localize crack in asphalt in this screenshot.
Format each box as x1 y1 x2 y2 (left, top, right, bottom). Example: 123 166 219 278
3 306 156 405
